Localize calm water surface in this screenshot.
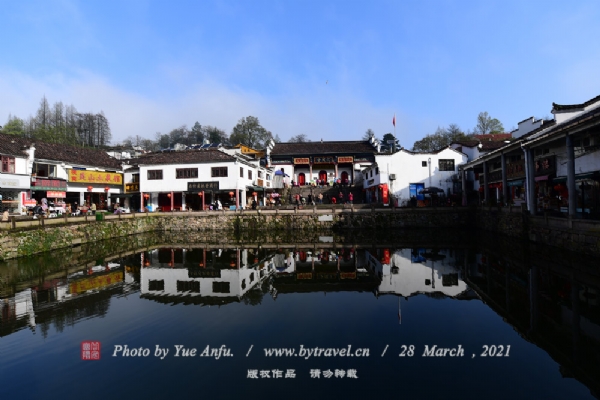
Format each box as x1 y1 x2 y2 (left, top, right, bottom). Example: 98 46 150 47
1 232 599 399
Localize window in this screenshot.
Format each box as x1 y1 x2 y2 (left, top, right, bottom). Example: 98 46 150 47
176 168 198 179
375 167 379 175
258 171 263 178
177 280 200 293
422 161 427 167
248 170 252 180
211 167 228 177
213 281 230 293
33 162 56 177
1 156 15 173
438 159 455 171
132 173 140 183
240 167 244 178
148 280 164 291
148 170 163 180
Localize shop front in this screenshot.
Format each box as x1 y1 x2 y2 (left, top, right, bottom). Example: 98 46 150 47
552 172 600 218
67 169 124 210
1 173 31 213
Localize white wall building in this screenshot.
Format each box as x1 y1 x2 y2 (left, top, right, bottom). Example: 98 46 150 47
362 147 468 205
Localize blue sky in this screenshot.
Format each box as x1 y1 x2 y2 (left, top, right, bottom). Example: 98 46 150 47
1 0 600 147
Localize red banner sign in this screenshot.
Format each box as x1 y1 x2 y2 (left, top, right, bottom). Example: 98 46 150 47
293 158 310 165
337 156 354 163
47 191 66 198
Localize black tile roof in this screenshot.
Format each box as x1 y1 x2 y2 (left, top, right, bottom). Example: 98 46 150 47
552 94 600 112
34 142 123 170
271 140 377 156
0 133 31 157
0 133 122 170
136 148 236 165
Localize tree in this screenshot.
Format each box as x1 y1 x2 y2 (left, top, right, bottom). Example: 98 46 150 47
362 128 375 140
381 133 400 152
2 115 25 135
229 116 271 149
411 123 472 152
273 133 282 143
288 134 310 143
190 122 205 144
474 112 504 134
204 125 228 144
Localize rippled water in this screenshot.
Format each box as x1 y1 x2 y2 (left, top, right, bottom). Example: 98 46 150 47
1 231 598 399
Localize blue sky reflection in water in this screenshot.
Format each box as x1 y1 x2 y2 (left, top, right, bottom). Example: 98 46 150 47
0 245 597 400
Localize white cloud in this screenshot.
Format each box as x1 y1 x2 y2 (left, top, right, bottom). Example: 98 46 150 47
0 68 413 145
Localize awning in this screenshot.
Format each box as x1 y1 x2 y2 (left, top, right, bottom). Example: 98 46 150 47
553 172 599 183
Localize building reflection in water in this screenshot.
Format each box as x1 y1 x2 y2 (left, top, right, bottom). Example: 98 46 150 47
1 241 600 395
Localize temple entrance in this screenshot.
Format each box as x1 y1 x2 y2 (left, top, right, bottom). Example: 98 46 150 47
341 171 349 185
298 173 306 186
319 170 327 182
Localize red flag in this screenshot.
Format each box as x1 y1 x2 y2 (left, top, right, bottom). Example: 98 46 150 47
392 114 396 127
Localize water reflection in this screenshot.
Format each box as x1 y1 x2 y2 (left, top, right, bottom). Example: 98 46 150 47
1 233 599 398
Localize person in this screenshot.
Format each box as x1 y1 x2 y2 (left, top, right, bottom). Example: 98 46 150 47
295 194 300 206
307 194 313 205
348 193 353 204
331 196 337 204
318 193 323 204
339 192 344 203
91 202 97 214
216 199 222 210
72 202 78 214
251 199 257 210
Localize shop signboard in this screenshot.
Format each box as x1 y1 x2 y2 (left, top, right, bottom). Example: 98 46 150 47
68 169 123 184
47 191 66 198
337 156 354 163
125 182 139 193
31 178 68 191
293 158 310 165
188 181 219 192
1 173 31 190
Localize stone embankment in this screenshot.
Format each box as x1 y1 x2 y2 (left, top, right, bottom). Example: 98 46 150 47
0 207 470 260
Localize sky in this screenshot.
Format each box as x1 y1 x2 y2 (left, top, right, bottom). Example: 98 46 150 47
1 0 600 148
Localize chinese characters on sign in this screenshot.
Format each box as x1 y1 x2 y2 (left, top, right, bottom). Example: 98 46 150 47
187 181 220 192
125 183 139 193
30 179 67 191
313 156 335 164
337 156 354 163
246 369 357 379
293 158 310 165
68 169 123 184
81 341 101 360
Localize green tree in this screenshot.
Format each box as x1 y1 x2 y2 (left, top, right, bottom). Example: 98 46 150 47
2 115 25 135
230 116 271 149
362 128 375 140
381 133 399 152
475 112 504 134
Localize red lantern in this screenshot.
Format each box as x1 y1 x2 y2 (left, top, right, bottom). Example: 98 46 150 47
198 192 203 196
229 191 234 196
104 186 110 192
167 193 171 198
87 186 93 191
252 192 257 196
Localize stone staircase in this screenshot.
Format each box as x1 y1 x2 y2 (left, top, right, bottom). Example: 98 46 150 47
285 185 363 205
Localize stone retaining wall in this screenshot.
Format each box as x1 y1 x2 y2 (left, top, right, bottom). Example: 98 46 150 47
0 208 471 260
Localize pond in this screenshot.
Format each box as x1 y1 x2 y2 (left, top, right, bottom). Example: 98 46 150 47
1 230 598 399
